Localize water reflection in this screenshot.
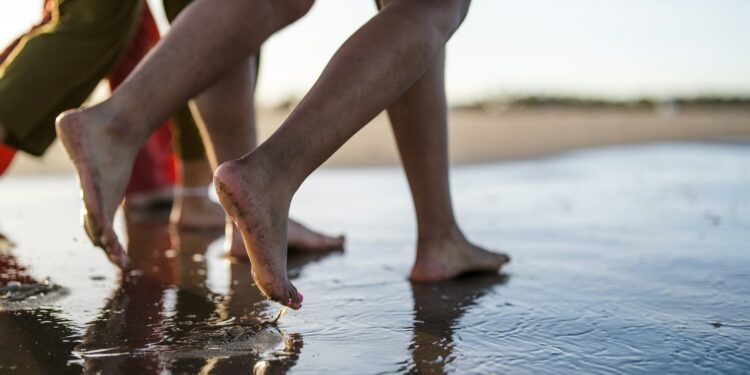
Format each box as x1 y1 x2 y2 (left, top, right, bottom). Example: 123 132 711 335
406 274 508 374
0 239 78 373
4 143 749 373
0 306 78 374
76 216 175 373
75 216 328 374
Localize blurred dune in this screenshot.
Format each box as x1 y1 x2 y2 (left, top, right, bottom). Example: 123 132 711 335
6 105 750 175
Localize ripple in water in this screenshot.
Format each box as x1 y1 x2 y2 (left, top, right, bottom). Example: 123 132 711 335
0 143 748 373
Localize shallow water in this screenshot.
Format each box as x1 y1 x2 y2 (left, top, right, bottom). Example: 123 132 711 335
0 142 748 374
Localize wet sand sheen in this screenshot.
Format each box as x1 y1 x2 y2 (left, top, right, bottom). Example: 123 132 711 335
0 141 749 373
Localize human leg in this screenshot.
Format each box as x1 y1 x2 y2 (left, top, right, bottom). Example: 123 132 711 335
188 57 344 256
375 0 508 279
161 0 342 250
109 1 181 211
384 48 509 281
56 0 315 268
162 0 225 229
214 0 472 307
168 105 226 230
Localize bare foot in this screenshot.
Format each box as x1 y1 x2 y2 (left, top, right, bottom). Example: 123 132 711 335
288 219 345 252
170 192 226 230
56 109 136 269
214 159 303 309
409 233 510 282
227 219 345 259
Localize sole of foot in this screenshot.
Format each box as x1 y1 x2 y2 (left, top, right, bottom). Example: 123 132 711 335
214 160 303 309
56 109 131 269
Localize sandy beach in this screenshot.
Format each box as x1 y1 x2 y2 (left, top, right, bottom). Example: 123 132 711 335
1 0 748 372
6 106 750 175
1 140 749 373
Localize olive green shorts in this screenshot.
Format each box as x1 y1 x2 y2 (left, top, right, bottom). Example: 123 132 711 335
0 0 142 156
0 0 208 161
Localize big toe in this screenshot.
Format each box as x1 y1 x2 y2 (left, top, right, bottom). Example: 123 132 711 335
83 217 128 269
111 247 131 270
252 270 303 309
265 282 304 310
101 230 130 270
486 251 510 269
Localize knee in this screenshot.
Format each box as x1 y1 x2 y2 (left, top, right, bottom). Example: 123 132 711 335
449 0 472 28
381 0 470 63
425 0 472 37
396 0 471 38
270 0 315 26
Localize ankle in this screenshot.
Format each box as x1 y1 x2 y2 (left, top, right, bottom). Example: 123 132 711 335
237 150 297 198
174 188 211 205
416 221 463 245
92 100 148 146
179 159 215 187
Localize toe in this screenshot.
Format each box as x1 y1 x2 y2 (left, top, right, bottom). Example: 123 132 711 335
319 234 345 250
288 286 303 310
497 252 511 265
83 215 102 247
267 283 303 310
101 228 130 270
251 270 301 309
112 244 131 270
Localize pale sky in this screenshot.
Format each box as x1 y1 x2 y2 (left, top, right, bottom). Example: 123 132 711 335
1 0 749 105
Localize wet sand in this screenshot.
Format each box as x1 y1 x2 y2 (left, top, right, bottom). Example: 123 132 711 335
1 141 749 373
